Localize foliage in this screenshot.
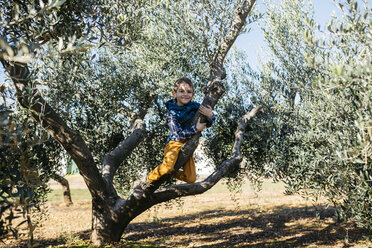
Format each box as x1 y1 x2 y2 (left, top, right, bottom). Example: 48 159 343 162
0 94 50 244
0 0 146 54
259 0 371 230
204 49 271 191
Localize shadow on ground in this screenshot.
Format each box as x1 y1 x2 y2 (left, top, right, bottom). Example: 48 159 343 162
124 205 370 248
10 205 370 247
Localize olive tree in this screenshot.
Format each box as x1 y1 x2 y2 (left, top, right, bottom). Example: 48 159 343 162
259 0 371 230
1 0 259 244
0 92 51 245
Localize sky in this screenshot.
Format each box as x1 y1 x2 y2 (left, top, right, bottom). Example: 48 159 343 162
0 0 364 83
234 0 347 69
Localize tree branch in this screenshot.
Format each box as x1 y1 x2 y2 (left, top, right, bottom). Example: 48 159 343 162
101 93 155 198
102 108 149 184
0 59 111 202
209 0 256 84
127 106 262 216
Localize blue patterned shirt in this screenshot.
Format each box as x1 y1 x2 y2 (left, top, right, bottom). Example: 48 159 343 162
166 99 215 143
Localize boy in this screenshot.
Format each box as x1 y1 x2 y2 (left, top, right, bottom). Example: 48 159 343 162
147 77 214 184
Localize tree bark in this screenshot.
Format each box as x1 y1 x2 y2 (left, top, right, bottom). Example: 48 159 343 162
51 174 73 207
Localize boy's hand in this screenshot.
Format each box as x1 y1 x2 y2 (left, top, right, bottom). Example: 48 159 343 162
196 117 207 132
199 105 213 118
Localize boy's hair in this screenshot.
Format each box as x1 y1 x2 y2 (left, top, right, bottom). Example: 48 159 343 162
173 77 194 93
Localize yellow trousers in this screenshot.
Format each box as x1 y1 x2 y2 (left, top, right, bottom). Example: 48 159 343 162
147 140 196 184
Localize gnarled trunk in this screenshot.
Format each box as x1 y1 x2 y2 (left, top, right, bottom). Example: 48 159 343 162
90 199 128 244
89 105 261 246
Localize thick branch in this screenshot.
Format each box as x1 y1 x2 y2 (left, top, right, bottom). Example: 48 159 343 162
102 118 147 183
232 106 262 157
102 94 154 184
127 106 261 216
209 0 256 83
1 60 111 202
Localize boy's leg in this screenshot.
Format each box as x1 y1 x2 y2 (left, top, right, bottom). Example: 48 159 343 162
173 156 196 183
147 141 184 183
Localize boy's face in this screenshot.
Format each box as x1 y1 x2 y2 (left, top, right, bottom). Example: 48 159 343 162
173 82 194 106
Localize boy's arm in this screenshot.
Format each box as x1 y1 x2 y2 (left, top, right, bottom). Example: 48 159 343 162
199 105 215 127
167 112 198 140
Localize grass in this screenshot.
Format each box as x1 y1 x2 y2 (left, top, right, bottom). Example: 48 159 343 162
47 180 285 202
47 188 92 201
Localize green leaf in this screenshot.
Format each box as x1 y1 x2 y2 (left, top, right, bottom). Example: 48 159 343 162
52 0 66 8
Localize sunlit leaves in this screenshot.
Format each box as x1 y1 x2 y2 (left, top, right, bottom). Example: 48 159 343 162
0 105 50 243
260 0 371 231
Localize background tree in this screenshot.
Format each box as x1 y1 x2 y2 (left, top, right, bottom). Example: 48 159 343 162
0 90 51 245
258 0 371 231
1 0 259 244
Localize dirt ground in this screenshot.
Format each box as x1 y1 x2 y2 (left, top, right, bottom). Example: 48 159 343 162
2 176 371 248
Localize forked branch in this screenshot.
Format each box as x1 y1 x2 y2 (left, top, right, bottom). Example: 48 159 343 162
102 94 155 184
130 106 262 215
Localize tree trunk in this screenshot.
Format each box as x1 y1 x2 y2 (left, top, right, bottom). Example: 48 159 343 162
90 197 141 245
90 0 258 244
90 199 127 244
51 174 73 206
89 104 261 246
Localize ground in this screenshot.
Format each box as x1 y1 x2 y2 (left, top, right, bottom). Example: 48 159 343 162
2 176 371 248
